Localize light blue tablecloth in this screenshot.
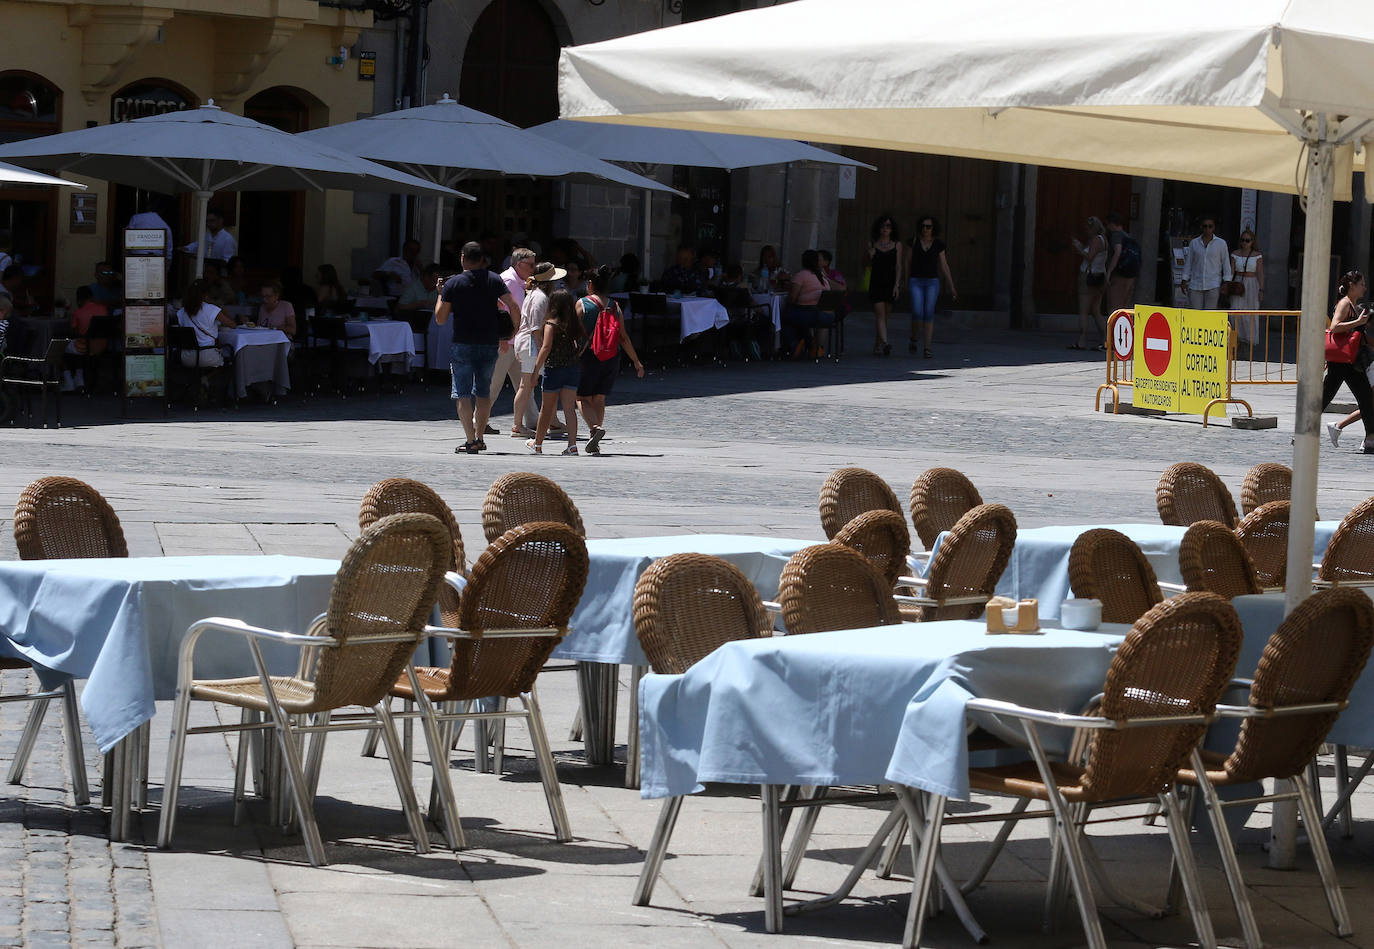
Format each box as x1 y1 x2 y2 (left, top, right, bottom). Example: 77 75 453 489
0 556 340 752
637 620 1131 801
553 534 815 666
1231 592 1374 749
916 521 1340 619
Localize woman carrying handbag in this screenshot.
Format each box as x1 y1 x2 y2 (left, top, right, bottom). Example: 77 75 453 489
1320 271 1374 453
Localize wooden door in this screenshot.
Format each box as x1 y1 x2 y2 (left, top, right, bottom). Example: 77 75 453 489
1032 167 1132 314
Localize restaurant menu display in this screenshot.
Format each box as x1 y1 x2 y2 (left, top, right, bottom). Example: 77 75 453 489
122 228 167 402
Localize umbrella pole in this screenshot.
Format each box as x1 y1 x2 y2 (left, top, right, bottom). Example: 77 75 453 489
433 193 445 264
641 187 652 282
193 190 212 280
1276 129 1335 870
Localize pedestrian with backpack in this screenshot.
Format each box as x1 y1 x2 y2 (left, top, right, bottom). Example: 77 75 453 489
527 289 585 455
1104 212 1141 318
578 264 645 455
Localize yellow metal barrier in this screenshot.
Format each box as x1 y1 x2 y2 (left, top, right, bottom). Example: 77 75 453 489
1095 308 1301 425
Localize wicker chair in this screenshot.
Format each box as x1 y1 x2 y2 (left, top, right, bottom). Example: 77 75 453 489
832 509 911 589
1178 520 1261 597
779 542 902 635
1068 528 1164 624
359 478 466 625
5 476 129 805
388 522 589 850
1240 462 1297 517
902 594 1242 949
1177 588 1374 949
908 503 1017 621
156 512 451 867
481 472 585 543
633 553 772 675
1235 500 1289 589
1316 495 1374 586
1156 462 1239 528
909 467 984 550
817 467 902 540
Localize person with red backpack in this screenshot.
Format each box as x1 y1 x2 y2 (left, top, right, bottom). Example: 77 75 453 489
577 264 644 455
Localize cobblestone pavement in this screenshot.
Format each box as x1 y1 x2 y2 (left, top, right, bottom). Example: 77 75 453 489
1 320 1373 948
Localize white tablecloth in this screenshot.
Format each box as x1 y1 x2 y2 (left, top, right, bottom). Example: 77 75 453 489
676 298 730 340
751 291 786 332
217 326 289 355
216 328 290 398
916 521 1341 619
345 319 416 365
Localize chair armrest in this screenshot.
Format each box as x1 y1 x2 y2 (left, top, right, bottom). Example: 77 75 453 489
422 624 565 641
966 696 1213 730
175 616 335 693
1157 581 1187 594
442 571 466 596
897 575 930 589
894 593 990 608
761 600 782 616
1215 700 1347 719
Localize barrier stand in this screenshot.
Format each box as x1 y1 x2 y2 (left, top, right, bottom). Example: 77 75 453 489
1096 307 1300 426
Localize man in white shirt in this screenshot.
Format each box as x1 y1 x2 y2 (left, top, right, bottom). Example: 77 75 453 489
182 209 237 263
1181 217 1231 309
486 246 542 434
128 209 174 260
375 239 424 297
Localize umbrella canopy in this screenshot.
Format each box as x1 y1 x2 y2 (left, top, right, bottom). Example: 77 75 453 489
559 0 1374 675
0 102 466 276
299 94 681 259
527 120 875 172
0 162 84 189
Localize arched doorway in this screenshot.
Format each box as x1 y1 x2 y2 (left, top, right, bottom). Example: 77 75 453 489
109 79 198 269
453 0 561 245
241 86 326 283
0 71 61 308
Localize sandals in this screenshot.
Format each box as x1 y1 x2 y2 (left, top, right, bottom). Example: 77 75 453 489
560 445 578 456
587 426 605 454
526 439 542 454
511 426 535 438
456 441 480 454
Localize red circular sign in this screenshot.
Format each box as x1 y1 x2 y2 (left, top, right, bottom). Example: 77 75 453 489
1142 311 1172 377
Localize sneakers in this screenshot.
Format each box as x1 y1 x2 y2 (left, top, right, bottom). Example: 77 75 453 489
526 439 542 454
1328 422 1343 448
560 445 578 456
587 425 605 454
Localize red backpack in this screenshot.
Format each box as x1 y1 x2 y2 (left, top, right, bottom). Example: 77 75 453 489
588 295 622 361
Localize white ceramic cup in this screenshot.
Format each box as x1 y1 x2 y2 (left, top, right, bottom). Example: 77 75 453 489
1060 599 1103 631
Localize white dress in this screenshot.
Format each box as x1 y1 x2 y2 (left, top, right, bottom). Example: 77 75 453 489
1230 253 1262 345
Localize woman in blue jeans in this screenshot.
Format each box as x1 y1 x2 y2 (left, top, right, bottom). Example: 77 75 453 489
908 215 958 358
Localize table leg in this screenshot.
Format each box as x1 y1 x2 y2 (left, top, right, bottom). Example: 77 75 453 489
104 735 134 841
625 665 645 789
576 662 618 767
1268 780 1298 869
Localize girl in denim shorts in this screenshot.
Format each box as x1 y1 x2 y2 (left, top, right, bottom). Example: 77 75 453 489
527 289 586 455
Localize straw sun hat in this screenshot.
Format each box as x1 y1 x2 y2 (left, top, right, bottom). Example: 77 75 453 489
530 262 566 283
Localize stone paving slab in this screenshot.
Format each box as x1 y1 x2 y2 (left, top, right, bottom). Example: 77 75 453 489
2 325 1374 948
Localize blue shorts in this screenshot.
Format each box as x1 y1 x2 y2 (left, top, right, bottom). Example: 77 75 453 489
542 364 580 392
449 342 499 400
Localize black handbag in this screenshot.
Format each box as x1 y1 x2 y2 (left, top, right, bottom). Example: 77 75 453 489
497 307 515 340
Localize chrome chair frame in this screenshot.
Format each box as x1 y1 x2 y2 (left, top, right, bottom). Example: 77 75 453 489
2 675 88 805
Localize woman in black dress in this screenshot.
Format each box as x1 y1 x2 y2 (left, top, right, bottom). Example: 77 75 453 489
865 213 905 356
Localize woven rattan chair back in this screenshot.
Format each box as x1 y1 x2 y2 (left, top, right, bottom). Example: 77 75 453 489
1235 500 1290 589
1068 529 1164 624
833 510 911 588
1318 495 1374 585
481 473 585 543
1078 592 1241 801
818 467 902 540
14 476 128 560
921 503 1017 621
443 522 589 700
1240 463 1297 517
1221 588 1374 784
779 542 902 635
909 467 984 549
1156 462 1239 528
359 478 466 626
1178 520 1261 597
311 513 451 711
632 553 772 674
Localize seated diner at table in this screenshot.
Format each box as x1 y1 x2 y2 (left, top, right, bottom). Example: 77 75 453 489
256 280 297 340
781 249 832 357
660 245 702 295
175 279 235 367
399 264 443 308
314 263 347 313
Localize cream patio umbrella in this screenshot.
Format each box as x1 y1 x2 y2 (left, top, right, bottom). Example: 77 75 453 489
0 103 466 279
559 0 1372 618
558 0 1374 874
299 94 681 262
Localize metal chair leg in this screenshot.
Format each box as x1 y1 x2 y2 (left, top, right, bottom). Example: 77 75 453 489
59 682 90 806
1323 746 1370 836
7 697 51 785
265 713 326 866
493 697 507 775
232 709 252 826
961 797 1031 894
876 811 907 879
1333 746 1354 838
625 665 645 789
1159 788 1218 949
304 710 332 800
898 787 947 949
788 804 904 915
1295 771 1353 937
156 680 196 848
374 701 430 855
782 786 828 888
524 691 571 841
409 670 465 850
760 784 784 934
749 784 802 896
1190 755 1261 949
632 796 683 906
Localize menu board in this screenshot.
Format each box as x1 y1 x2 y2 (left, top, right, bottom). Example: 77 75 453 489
123 256 165 301
124 305 165 350
123 355 165 398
